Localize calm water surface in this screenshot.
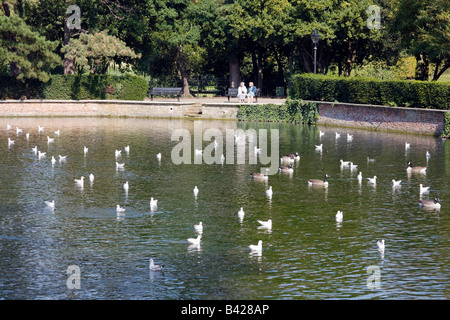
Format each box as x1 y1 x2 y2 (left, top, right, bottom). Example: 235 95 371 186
0 117 449 300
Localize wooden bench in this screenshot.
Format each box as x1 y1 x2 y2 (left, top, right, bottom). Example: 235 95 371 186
225 88 260 102
150 87 183 101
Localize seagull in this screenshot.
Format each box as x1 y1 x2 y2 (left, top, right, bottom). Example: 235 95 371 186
47 136 55 144
44 200 55 210
347 133 353 142
392 179 402 187
335 132 341 139
340 159 351 167
116 162 125 169
38 125 44 133
257 219 272 229
89 173 95 184
405 142 410 150
51 156 56 165
115 150 122 158
336 210 343 223
74 176 84 187
195 149 203 156
32 146 38 154
357 172 363 183
319 131 325 137
16 127 23 134
187 234 202 246
84 146 88 156
116 205 126 213
249 240 262 253
367 176 377 184
349 162 358 171
156 153 161 161
426 151 431 159
194 222 203 233
315 144 323 152
6 124 11 130
150 197 158 211
193 186 199 197
25 133 30 140
266 186 273 198
123 181 129 192
7 138 14 147
124 145 130 154
54 130 60 136
367 157 376 163
377 239 385 252
419 184 430 194
149 258 164 271
238 207 245 222
220 154 225 164
59 155 67 163
38 151 46 159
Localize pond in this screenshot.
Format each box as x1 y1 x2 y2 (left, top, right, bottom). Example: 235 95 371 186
0 117 448 300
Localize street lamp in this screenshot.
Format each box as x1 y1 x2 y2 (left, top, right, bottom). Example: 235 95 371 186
310 29 321 74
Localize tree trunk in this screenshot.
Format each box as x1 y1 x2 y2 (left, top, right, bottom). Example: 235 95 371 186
2 2 11 16
257 51 263 90
344 40 357 77
415 53 429 81
229 55 240 88
300 44 312 73
177 43 190 97
63 16 75 74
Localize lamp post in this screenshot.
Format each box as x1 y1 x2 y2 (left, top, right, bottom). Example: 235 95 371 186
311 29 321 74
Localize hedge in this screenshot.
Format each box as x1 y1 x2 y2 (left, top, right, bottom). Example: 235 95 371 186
237 99 319 125
289 74 450 110
0 73 149 101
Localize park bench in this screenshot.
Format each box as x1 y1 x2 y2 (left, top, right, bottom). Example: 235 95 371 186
150 87 183 101
225 87 260 102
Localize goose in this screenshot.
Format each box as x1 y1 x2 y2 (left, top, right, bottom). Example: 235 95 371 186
392 179 402 187
315 144 323 152
115 150 122 158
47 136 54 144
257 219 272 229
38 125 44 133
367 176 377 184
32 146 38 154
59 155 67 162
150 197 158 210
116 204 126 213
149 258 164 271
280 156 294 164
286 152 300 161
419 197 441 209
349 162 358 171
116 162 125 169
156 153 162 161
89 173 95 184
279 165 293 173
347 133 353 142
340 160 351 167
406 161 427 173
194 222 203 233
335 210 343 223
54 130 60 136
44 200 55 209
16 127 23 134
250 168 269 180
7 138 15 147
308 174 329 187
377 239 385 252
123 181 129 192
335 132 341 139
357 172 363 183
193 186 199 197
266 186 273 198
83 146 88 156
74 176 84 186
238 207 245 221
124 145 130 154
187 235 202 246
51 156 56 165
419 184 430 194
249 240 263 252
405 142 410 150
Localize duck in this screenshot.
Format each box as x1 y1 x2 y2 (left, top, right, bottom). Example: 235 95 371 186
367 176 377 184
249 240 263 252
149 258 164 271
278 165 293 173
406 161 427 173
419 184 430 194
308 174 330 187
187 235 202 246
250 168 269 180
419 197 441 209
194 222 203 233
392 179 402 187
335 211 343 223
257 219 272 229
315 144 323 152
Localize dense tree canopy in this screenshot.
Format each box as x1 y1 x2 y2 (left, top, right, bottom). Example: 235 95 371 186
0 0 449 93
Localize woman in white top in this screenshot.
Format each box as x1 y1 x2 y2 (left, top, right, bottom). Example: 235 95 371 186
237 82 247 103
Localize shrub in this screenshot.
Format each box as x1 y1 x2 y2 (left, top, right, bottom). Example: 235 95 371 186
290 74 450 110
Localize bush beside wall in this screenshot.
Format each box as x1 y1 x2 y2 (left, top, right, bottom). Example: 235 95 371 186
289 74 450 110
0 73 149 101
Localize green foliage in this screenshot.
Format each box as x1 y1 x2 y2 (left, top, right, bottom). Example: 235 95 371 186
0 74 148 100
290 74 450 109
236 99 318 125
443 112 450 138
0 15 61 82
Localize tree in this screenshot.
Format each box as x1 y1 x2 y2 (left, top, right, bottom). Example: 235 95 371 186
61 30 140 74
0 14 61 82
